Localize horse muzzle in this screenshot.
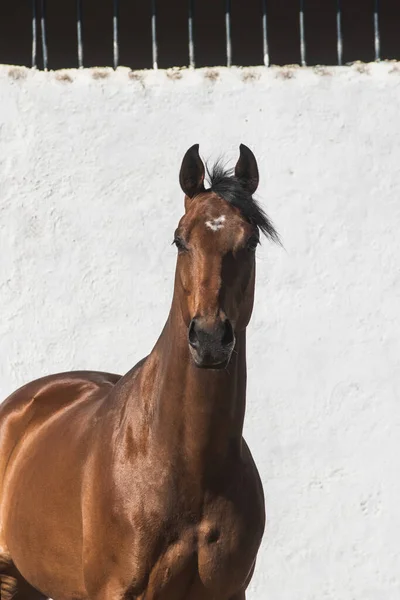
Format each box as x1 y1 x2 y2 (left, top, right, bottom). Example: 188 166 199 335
188 316 235 369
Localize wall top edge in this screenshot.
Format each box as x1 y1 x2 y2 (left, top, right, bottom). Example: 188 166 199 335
2 61 400 84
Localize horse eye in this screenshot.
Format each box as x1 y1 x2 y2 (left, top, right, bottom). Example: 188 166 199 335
173 237 188 252
246 235 260 252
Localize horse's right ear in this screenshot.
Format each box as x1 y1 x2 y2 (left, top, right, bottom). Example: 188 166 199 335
179 144 205 202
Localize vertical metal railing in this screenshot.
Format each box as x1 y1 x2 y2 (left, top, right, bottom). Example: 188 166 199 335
262 0 269 67
374 0 380 61
188 0 195 68
225 0 232 67
299 0 306 66
336 0 343 66
113 0 119 69
77 0 83 68
32 0 37 68
26 0 390 71
151 0 158 69
40 0 48 70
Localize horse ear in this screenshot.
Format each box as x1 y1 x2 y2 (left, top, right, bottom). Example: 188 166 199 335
234 144 259 195
179 144 206 200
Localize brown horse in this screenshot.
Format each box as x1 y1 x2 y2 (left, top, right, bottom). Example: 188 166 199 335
0 144 278 600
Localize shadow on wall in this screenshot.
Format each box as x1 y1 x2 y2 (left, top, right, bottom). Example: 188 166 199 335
1 0 400 70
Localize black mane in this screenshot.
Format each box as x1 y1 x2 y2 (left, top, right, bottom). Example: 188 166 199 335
206 161 280 244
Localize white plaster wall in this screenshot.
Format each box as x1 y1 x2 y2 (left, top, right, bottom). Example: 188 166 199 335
0 62 399 600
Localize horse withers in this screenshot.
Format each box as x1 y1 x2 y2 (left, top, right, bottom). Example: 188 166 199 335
0 144 278 600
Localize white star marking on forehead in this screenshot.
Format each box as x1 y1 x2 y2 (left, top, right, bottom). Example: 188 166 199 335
205 215 226 232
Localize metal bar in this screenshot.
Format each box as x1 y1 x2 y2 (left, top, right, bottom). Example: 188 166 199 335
262 0 269 67
77 0 83 68
336 0 343 66
40 0 48 70
374 0 380 61
32 0 37 68
113 0 119 69
188 0 195 68
225 0 232 67
151 0 158 69
299 0 306 66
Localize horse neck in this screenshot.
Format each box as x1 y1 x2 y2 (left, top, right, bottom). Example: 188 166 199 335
135 295 248 475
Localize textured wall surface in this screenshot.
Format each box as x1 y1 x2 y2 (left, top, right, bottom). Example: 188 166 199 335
0 63 399 599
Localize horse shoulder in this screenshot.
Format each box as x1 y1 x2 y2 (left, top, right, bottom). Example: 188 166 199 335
0 371 121 516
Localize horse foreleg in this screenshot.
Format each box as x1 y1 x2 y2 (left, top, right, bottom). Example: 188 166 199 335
0 562 47 600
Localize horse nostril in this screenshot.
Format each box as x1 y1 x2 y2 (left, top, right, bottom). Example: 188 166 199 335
188 319 199 348
221 319 234 347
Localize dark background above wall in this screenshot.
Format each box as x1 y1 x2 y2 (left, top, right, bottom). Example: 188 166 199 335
0 1 399 70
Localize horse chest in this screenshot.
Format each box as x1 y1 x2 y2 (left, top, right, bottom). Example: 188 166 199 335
120 531 250 600
195 502 262 593
118 503 260 600
93 444 264 598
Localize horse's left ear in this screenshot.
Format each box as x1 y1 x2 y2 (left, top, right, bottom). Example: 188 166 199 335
234 144 259 195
